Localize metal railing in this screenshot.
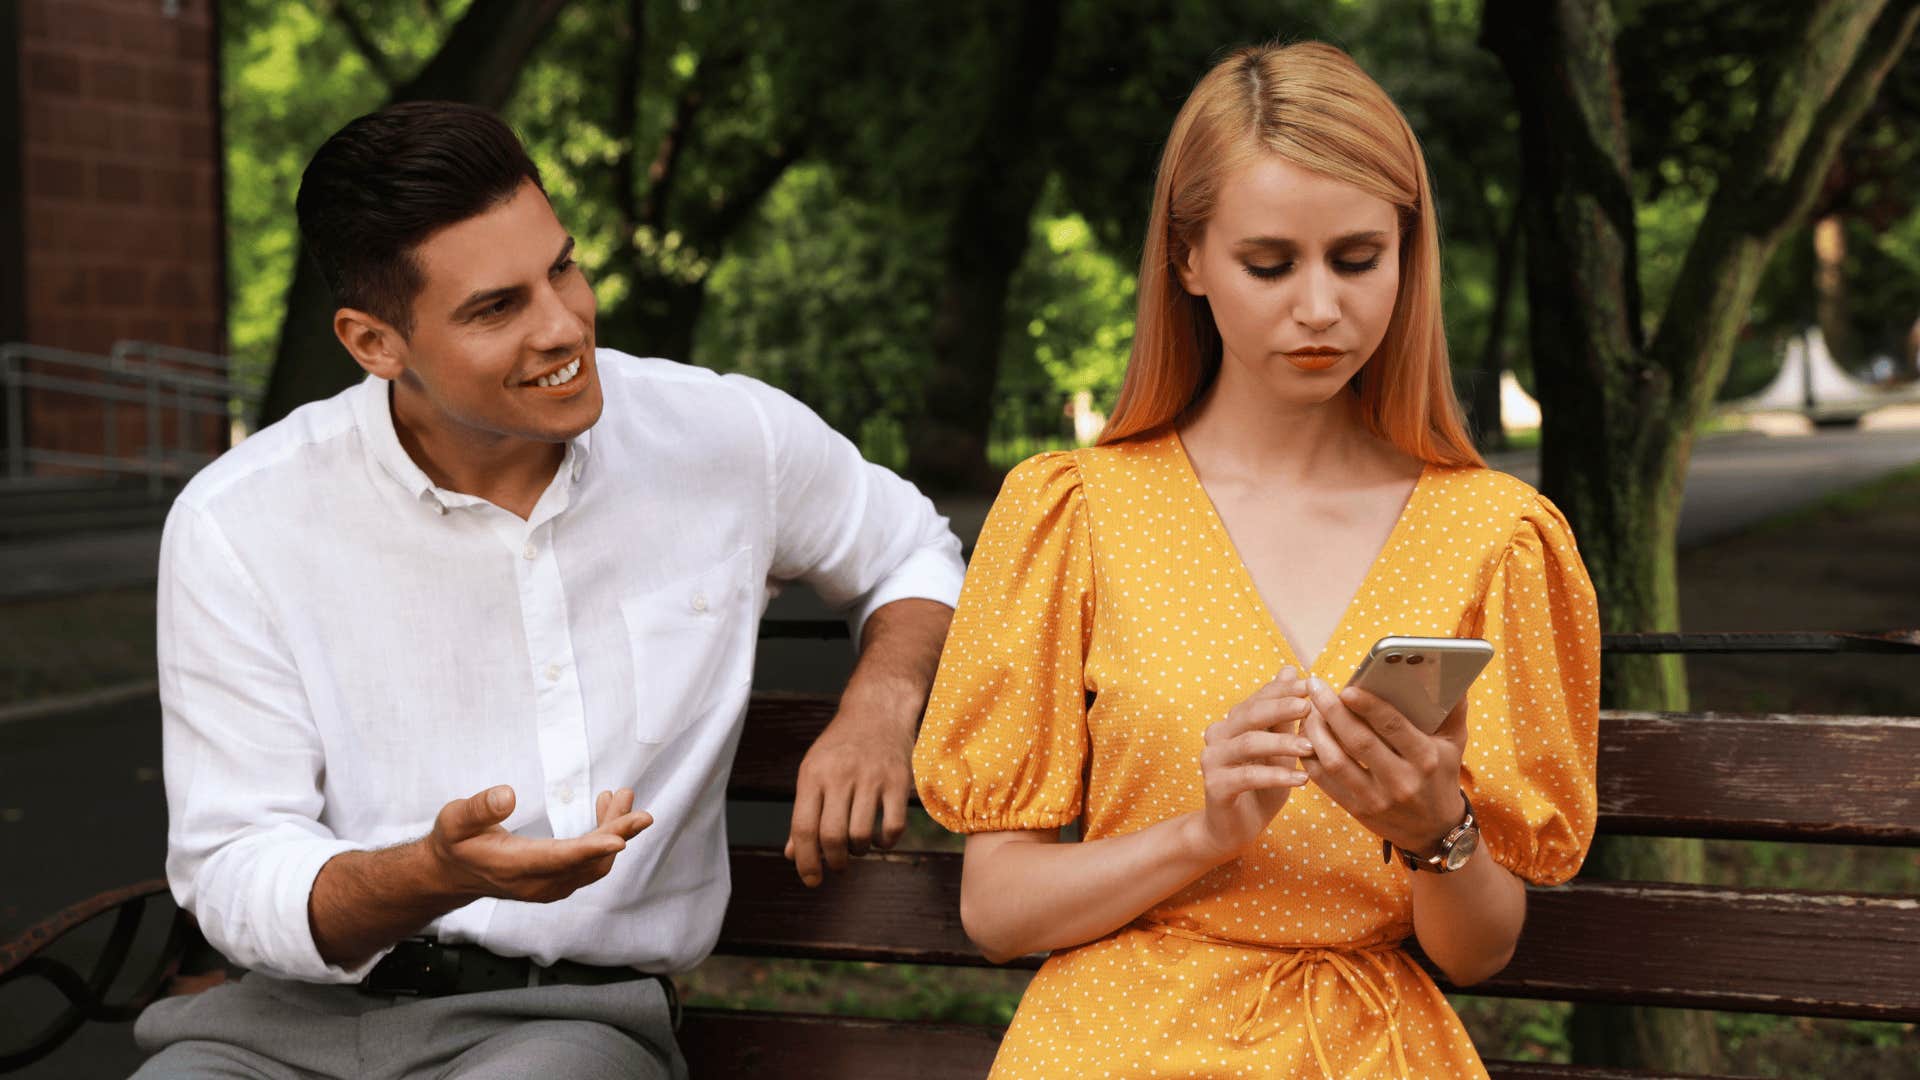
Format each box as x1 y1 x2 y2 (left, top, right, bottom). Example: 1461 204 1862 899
1 342 262 495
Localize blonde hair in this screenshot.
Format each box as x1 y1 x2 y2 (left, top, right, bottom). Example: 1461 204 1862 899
1099 41 1483 468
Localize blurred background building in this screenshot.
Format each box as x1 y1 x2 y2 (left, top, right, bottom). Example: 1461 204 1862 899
2 0 227 499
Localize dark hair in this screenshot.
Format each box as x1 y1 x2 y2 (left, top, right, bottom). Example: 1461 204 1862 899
296 101 545 337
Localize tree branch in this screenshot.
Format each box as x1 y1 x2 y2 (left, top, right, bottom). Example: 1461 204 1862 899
393 0 571 111
328 0 400 88
639 42 749 231
693 134 806 248
1653 0 1919 414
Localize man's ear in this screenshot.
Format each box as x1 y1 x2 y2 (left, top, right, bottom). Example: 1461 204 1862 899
1175 239 1206 297
333 308 407 380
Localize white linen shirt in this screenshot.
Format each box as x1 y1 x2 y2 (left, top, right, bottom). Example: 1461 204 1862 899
157 349 964 983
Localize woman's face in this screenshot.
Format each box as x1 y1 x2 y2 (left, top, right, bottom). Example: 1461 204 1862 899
1178 155 1402 404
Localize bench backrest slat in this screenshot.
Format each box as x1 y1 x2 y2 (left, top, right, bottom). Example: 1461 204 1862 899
675 1011 1713 1080
732 696 1920 846
716 848 1920 1022
1595 711 1919 844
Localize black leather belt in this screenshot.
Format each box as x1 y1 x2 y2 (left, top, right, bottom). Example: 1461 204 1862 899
361 939 680 1026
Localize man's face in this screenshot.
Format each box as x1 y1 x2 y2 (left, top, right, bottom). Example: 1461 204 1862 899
394 178 601 444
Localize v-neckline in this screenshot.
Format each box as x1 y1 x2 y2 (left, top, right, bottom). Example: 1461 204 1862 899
1167 428 1431 678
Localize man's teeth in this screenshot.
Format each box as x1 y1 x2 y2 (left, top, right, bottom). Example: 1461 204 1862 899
535 357 582 387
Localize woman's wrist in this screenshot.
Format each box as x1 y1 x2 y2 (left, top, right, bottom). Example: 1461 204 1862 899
1386 788 1470 857
1176 810 1244 868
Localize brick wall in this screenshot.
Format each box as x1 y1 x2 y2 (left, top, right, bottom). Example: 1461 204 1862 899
11 0 225 468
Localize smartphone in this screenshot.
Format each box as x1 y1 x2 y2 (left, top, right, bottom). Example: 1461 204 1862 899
1345 636 1494 734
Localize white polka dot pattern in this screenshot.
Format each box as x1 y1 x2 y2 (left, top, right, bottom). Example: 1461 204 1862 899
912 430 1602 1078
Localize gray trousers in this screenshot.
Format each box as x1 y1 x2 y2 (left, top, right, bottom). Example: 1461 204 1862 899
129 971 687 1080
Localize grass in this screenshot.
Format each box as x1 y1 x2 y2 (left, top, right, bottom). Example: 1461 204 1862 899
1750 459 1920 536
0 586 156 704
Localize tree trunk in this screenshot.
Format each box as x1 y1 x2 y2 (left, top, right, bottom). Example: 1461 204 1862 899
1468 197 1523 450
603 273 704 366
259 0 570 426
1483 0 1918 1068
905 0 1063 493
593 26 801 368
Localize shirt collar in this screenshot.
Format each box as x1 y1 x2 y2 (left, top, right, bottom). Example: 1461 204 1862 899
353 374 436 501
351 374 597 508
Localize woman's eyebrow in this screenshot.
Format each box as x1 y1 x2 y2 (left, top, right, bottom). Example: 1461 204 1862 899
1234 230 1390 252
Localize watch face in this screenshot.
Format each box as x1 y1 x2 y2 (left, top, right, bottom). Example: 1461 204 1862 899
1444 830 1479 872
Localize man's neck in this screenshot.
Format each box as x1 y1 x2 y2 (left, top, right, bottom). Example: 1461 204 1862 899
390 382 564 520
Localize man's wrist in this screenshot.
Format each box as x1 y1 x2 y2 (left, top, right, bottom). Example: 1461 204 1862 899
411 835 484 907
835 674 929 734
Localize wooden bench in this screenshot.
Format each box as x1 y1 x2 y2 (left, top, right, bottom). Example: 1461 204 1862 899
4 632 1918 1078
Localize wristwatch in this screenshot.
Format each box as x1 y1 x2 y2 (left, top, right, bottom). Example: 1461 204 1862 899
1383 790 1479 873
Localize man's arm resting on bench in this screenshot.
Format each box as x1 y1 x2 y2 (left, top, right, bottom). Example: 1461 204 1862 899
786 597 954 887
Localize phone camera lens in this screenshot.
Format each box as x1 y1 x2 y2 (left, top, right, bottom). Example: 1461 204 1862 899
1406 655 1425 666
1385 653 1402 664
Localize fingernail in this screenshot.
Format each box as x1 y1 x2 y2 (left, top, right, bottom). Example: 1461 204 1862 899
487 786 510 812
1338 686 1359 704
1307 676 1329 694
1287 771 1310 785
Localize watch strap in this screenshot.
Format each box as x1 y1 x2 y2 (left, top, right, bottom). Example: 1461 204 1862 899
1383 790 1476 873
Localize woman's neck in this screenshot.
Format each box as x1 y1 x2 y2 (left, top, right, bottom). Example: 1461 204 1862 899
1179 358 1391 489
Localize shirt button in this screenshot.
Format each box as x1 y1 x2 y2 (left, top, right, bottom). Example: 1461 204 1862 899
557 784 574 804
691 591 708 613
522 543 537 560
544 663 561 682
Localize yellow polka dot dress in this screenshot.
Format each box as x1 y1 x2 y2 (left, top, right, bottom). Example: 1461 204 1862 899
913 431 1601 1079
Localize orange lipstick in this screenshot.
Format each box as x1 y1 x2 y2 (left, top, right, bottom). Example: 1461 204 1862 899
1284 348 1345 372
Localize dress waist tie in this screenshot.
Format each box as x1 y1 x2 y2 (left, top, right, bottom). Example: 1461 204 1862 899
1139 922 1410 1080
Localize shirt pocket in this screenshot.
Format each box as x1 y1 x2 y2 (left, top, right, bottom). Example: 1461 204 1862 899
620 545 757 744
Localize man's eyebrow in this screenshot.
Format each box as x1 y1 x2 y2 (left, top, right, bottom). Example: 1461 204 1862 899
1234 230 1390 250
452 282 525 318
449 237 577 318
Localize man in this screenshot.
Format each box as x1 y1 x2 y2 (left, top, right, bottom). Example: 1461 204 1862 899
134 101 962 1078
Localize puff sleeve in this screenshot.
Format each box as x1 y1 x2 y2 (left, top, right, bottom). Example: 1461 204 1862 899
913 452 1092 833
1460 494 1602 885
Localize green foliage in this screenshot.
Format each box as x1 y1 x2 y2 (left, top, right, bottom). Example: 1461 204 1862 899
223 0 1917 451
1013 204 1137 404
221 0 427 394
695 164 943 470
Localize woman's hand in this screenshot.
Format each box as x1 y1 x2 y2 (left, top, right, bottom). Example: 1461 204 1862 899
1300 677 1469 855
1184 667 1316 863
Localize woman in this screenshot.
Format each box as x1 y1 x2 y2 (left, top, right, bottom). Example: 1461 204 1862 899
912 41 1600 1079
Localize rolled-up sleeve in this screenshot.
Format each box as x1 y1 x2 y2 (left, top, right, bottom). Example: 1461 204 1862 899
157 502 385 982
731 375 965 638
